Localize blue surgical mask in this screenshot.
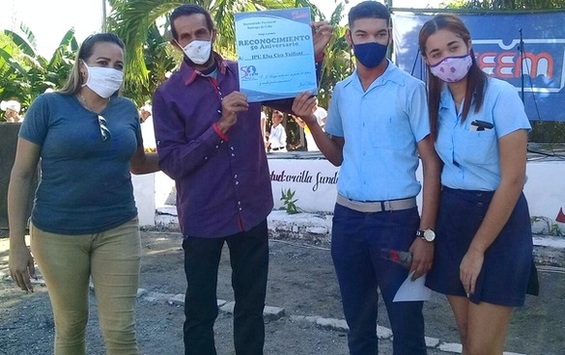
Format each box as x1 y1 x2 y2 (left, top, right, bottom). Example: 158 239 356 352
353 42 388 68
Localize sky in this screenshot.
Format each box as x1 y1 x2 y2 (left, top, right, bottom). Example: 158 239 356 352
0 0 105 58
0 0 443 58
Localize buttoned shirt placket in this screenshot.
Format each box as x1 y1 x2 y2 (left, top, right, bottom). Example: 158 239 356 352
206 75 246 231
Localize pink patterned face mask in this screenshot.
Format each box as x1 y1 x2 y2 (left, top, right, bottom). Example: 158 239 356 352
429 53 472 83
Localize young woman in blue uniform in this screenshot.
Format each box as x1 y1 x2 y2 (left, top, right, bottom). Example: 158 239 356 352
419 14 535 354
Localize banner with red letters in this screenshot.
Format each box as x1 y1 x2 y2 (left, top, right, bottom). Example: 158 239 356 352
392 11 565 122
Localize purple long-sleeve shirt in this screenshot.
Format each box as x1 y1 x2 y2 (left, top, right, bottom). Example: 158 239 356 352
153 53 308 238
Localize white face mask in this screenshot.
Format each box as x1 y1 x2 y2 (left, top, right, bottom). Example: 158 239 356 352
179 39 212 65
82 63 124 98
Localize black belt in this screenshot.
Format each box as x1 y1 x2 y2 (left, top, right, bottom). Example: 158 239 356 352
271 147 283 151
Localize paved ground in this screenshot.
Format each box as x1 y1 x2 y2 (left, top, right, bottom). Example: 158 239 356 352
1 230 564 354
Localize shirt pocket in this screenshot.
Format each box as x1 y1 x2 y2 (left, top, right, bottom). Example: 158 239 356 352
457 128 498 166
368 115 407 150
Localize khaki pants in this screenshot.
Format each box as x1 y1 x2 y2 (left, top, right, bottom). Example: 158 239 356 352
31 217 141 355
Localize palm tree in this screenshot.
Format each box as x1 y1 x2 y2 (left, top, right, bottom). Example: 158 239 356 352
316 1 352 108
445 0 564 9
0 25 78 110
107 0 322 103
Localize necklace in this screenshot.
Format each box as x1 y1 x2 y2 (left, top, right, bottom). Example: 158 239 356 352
78 91 109 114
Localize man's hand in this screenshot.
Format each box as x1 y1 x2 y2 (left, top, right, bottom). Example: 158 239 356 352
217 91 249 134
408 238 434 280
292 92 317 125
311 21 333 59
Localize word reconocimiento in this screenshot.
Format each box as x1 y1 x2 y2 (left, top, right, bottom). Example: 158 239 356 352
239 35 311 48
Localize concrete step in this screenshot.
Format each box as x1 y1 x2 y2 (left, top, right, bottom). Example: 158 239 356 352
153 208 565 268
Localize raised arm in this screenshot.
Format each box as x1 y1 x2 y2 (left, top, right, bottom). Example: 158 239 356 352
292 92 344 166
153 89 248 180
263 21 333 114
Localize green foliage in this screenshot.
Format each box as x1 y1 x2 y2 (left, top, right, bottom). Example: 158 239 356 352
530 216 564 236
314 1 352 108
0 26 78 112
529 122 565 143
444 0 564 9
107 0 315 105
106 0 182 103
0 0 329 112
548 223 562 236
285 116 303 149
4 0 561 130
280 188 300 214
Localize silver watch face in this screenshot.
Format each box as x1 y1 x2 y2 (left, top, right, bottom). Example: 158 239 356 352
423 229 435 242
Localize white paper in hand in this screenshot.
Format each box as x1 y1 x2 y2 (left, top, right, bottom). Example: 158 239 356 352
393 271 432 302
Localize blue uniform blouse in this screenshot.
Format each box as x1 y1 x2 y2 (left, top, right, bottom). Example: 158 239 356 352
435 77 531 191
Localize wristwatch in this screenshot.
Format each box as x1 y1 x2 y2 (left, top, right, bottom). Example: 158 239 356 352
416 229 436 242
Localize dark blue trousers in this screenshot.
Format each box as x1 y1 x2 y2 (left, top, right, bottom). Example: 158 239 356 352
182 220 269 355
331 204 427 355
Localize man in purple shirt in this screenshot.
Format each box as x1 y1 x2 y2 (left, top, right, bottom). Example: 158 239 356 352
152 4 332 355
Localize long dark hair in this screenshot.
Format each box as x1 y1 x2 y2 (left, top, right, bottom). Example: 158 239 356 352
418 14 486 139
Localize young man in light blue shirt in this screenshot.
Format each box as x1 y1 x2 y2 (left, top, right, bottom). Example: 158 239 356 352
293 2 441 354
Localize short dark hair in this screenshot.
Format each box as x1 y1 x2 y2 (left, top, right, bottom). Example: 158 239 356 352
170 4 215 41
348 1 390 27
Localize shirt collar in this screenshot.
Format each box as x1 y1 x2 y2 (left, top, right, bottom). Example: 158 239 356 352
439 85 452 110
342 60 405 90
439 85 478 110
182 52 230 86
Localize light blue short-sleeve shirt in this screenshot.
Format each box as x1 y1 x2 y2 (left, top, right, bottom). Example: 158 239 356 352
324 60 430 201
435 77 531 191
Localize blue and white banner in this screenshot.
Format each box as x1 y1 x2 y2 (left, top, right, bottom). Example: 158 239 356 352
392 11 565 121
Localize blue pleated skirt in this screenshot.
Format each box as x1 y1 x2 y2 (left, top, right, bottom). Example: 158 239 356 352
426 186 534 307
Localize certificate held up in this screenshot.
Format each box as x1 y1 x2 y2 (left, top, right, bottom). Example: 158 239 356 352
234 8 318 102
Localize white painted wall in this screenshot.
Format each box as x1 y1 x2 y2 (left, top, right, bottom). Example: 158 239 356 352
132 173 155 226
523 161 565 221
269 158 339 213
133 157 565 226
269 157 565 221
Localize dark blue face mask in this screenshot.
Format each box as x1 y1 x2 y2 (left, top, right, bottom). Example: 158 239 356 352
353 42 388 68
